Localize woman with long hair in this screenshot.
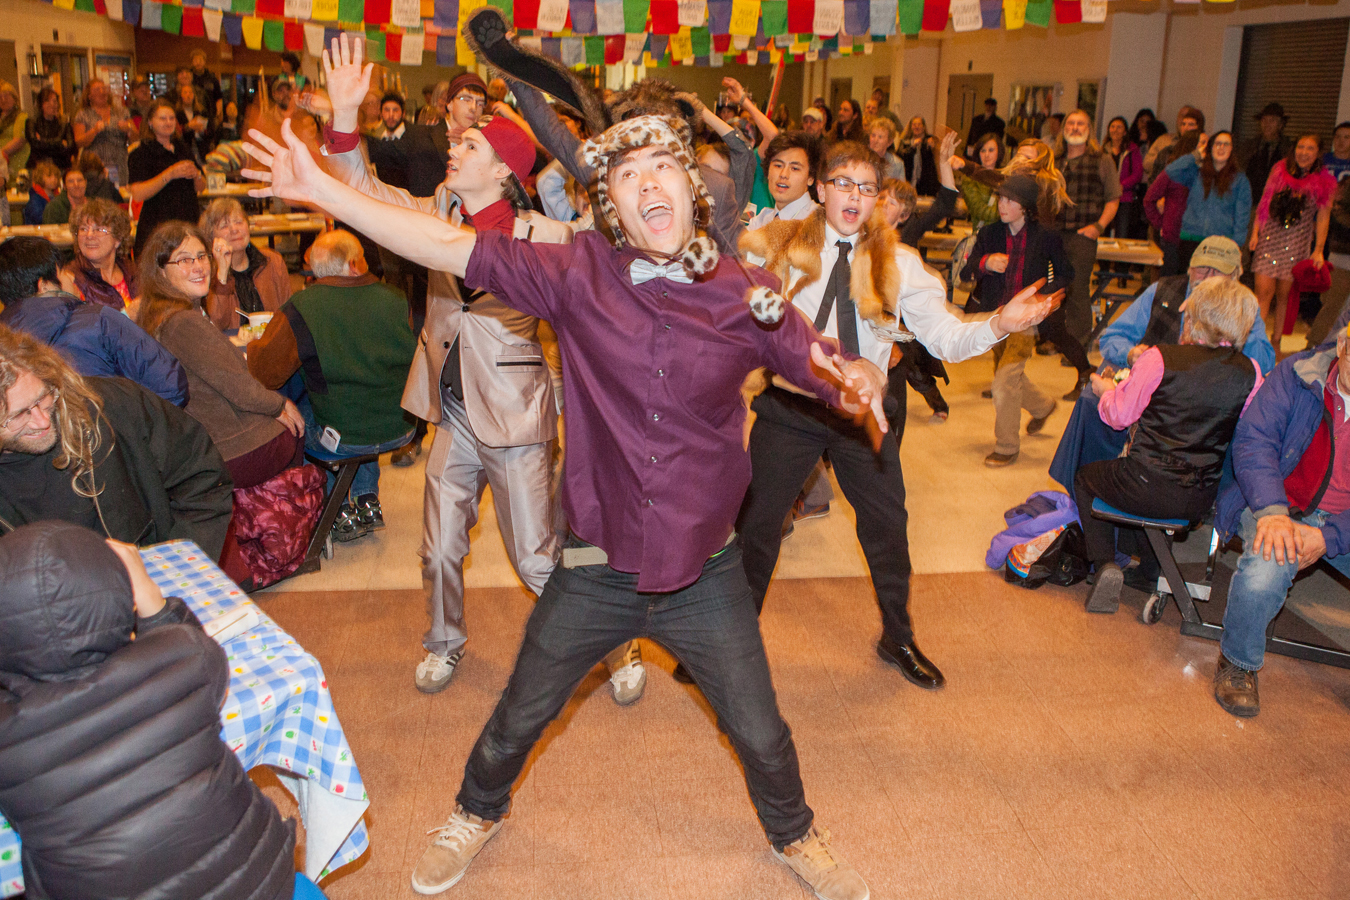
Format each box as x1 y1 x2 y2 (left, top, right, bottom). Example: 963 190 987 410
134 222 304 490
1250 134 1336 342
949 132 1006 230
1164 130 1253 264
1130 108 1166 152
199 199 292 331
72 78 136 186
64 199 139 312
174 82 215 163
1144 131 1202 276
128 100 204 257
832 98 864 143
897 115 941 196
24 88 75 170
0 80 29 177
1103 116 1143 239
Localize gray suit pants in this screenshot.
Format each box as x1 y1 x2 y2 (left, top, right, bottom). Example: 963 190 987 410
422 396 558 655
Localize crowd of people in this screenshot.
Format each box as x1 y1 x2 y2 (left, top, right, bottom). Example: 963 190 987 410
3 19 1350 900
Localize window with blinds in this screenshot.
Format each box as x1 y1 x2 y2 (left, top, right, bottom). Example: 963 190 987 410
1233 18 1349 149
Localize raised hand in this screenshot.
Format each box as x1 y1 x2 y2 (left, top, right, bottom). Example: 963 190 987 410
242 119 330 207
211 236 233 283
721 77 746 106
322 33 374 120
996 277 1063 335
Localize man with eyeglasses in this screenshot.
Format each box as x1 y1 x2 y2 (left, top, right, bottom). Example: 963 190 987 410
739 140 1060 691
444 73 489 146
0 324 233 557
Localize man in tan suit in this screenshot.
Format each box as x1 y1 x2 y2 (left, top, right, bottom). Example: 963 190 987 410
320 52 646 701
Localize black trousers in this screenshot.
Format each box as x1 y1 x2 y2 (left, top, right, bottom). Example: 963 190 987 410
1074 457 1215 567
1038 306 1093 376
890 342 949 416
738 387 914 644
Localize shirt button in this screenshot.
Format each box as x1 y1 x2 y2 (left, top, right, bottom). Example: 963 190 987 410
646 498 654 506
652 413 660 421
664 323 671 331
657 369 665 376
650 455 657 463
462 304 470 312
662 291 668 297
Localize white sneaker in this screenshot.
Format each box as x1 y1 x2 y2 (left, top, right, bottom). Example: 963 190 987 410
415 649 464 694
774 825 870 900
410 806 502 895
604 640 646 706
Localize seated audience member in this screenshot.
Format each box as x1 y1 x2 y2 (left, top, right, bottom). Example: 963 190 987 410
0 325 232 555
747 130 822 230
200 199 293 331
41 166 88 224
65 198 140 311
134 222 305 491
0 237 187 405
1049 237 1276 494
78 150 126 204
960 174 1073 466
1076 277 1263 614
247 230 416 541
22 160 61 225
868 117 905 182
0 521 316 900
1210 323 1350 717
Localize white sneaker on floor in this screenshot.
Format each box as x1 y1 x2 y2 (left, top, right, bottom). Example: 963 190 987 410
604 640 646 706
774 825 870 900
415 649 464 694
410 806 502 895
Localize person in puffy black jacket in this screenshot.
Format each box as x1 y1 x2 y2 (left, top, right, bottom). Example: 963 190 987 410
0 521 299 900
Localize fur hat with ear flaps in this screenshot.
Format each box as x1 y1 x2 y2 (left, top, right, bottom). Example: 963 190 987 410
581 115 785 323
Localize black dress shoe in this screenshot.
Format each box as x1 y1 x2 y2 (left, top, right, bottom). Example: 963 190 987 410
876 637 945 690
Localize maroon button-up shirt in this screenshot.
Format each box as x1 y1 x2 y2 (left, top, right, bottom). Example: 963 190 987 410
466 230 844 592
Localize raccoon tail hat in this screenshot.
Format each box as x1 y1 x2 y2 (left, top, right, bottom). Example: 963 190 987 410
464 6 610 136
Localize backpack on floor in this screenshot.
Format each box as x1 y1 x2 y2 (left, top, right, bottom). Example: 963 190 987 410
987 490 1089 589
231 463 325 589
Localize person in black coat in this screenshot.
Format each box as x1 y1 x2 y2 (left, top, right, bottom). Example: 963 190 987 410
961 175 1074 465
0 521 301 900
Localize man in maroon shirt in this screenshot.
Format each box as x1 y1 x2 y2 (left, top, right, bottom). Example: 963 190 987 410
243 35 892 900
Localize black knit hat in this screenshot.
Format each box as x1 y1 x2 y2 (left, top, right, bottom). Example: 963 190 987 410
996 174 1039 215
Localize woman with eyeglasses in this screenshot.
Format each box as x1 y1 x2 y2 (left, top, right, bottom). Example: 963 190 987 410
128 100 205 257
134 222 305 491
64 199 139 311
200 198 292 331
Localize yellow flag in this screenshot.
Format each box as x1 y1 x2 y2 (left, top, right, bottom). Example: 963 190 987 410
421 0 435 15
312 0 339 20
53 0 75 9
1003 0 1026 29
729 0 760 36
669 26 694 60
242 15 265 49
458 0 486 65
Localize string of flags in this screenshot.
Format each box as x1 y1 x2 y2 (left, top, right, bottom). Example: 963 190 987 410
48 0 1217 68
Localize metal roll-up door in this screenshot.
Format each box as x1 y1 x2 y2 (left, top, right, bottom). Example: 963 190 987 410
1233 19 1349 150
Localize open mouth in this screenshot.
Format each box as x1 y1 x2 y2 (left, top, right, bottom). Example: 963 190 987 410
640 200 674 233
840 205 861 225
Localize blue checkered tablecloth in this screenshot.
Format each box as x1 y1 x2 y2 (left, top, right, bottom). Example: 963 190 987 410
0 541 369 896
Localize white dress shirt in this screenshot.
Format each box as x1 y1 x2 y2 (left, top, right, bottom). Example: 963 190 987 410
747 192 818 232
748 223 1004 371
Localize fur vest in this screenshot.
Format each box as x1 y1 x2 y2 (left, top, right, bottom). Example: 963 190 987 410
738 206 904 330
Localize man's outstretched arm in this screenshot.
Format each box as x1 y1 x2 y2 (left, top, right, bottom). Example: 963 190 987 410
242 120 476 278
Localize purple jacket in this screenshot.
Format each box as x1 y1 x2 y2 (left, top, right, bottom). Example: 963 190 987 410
1144 171 1189 244
986 491 1080 568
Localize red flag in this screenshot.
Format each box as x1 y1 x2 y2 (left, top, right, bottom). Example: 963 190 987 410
713 33 731 52
181 5 205 34
93 0 107 13
514 0 540 28
284 20 303 48
650 0 678 32
255 0 284 17
1053 0 1080 22
384 32 402 57
922 0 951 30
787 1 814 33
605 34 625 62
365 0 392 24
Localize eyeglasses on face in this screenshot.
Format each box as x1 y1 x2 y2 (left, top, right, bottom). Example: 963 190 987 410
825 176 879 197
166 251 210 268
2 388 58 432
78 225 112 237
455 93 486 109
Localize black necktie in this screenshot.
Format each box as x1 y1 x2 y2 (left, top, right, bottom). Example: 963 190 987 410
814 240 859 355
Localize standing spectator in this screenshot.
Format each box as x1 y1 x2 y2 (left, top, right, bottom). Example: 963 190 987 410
190 48 224 119
22 160 61 225
41 166 88 225
961 175 1072 466
832 99 864 143
65 199 140 311
1250 134 1336 342
1131 108 1167 150
1303 177 1350 349
417 80 449 126
1144 106 1204 178
1165 130 1253 261
443 73 489 144
747 131 821 231
1102 116 1143 239
868 117 905 181
1144 132 1201 276
1040 113 1064 145
134 222 305 491
800 106 826 140
175 83 215 163
0 236 186 405
1323 121 1350 182
1245 103 1294 206
218 100 242 143
72 78 136 186
897 116 940 196
949 133 1005 230
1054 109 1121 394
200 198 292 331
77 151 124 204
24 87 74 170
128 100 205 257
966 98 1005 156
0 80 29 177
277 51 307 92
127 76 155 131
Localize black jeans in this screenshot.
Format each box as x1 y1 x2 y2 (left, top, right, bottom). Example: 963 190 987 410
1074 457 1215 567
1038 306 1093 376
738 387 914 645
455 538 814 850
